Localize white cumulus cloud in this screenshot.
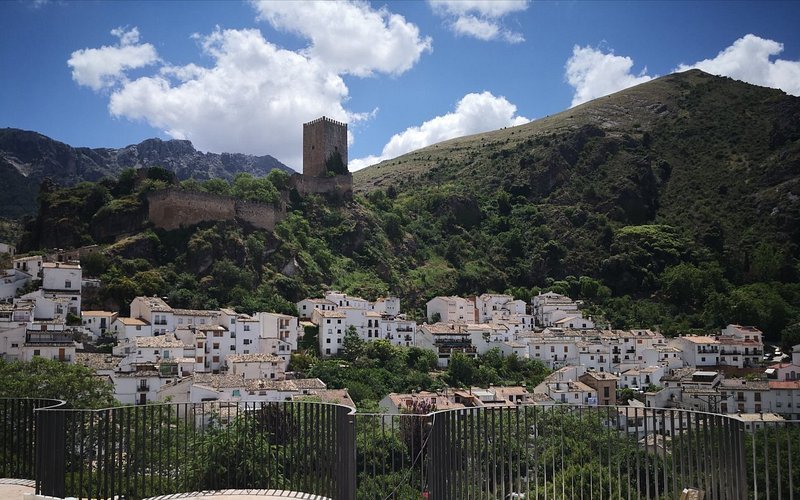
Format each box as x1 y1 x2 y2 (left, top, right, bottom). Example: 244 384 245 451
69 1 433 169
68 27 158 91
251 0 432 76
107 28 351 169
676 34 800 96
565 45 653 107
349 91 529 171
429 0 528 43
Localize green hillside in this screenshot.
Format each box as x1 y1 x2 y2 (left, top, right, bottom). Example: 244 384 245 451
14 70 800 341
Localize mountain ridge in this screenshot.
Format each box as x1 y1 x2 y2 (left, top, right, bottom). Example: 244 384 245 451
0 128 293 217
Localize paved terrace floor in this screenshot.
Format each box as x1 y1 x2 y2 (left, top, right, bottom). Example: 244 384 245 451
0 480 329 500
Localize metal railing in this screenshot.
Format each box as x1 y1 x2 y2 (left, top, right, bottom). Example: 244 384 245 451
0 398 65 480
2 399 798 499
30 400 353 499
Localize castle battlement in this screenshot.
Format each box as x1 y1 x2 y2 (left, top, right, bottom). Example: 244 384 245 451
303 116 348 129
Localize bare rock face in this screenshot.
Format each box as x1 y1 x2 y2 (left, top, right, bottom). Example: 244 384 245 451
0 129 294 217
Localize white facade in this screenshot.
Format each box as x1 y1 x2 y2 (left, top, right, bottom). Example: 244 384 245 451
41 262 82 315
669 336 720 367
130 296 174 335
22 321 76 363
0 269 32 301
532 292 579 327
371 297 401 316
316 310 347 356
382 318 416 347
13 256 43 280
0 323 26 361
81 311 117 339
296 298 336 320
416 323 477 367
111 317 151 341
426 296 476 324
324 291 370 310
227 353 287 380
717 324 763 368
256 312 299 359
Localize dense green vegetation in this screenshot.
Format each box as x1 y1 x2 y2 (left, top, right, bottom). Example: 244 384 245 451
0 358 116 408
293 334 552 409
10 70 800 343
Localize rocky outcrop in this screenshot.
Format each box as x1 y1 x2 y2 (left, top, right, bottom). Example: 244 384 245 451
0 128 293 217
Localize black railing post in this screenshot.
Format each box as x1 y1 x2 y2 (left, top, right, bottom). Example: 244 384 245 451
335 406 356 500
35 408 66 498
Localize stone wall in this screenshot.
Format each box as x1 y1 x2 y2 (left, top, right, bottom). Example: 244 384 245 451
235 200 285 230
290 173 353 198
147 189 285 231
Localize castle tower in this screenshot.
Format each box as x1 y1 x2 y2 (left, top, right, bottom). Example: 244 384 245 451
303 116 348 177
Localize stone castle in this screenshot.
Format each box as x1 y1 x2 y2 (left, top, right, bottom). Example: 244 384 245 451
147 117 353 231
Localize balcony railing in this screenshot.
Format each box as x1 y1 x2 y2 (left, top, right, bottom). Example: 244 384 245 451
1 399 798 499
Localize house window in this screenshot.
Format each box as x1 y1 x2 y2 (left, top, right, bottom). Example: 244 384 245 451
33 349 40 356
65 280 71 288
326 338 331 343
213 343 219 349
212 356 219 362
232 390 240 397
244 325 250 331
326 348 331 354
550 346 555 353
563 346 568 353
196 357 203 363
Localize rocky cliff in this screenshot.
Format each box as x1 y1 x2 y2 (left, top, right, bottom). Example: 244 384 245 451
0 129 293 217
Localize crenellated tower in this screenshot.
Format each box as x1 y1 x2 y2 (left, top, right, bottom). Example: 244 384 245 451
302 116 348 177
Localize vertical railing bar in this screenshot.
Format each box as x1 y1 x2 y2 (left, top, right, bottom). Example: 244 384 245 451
775 421 782 500
763 421 770 500
788 421 794 500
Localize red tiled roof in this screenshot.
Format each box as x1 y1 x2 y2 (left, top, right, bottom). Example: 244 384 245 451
768 381 800 390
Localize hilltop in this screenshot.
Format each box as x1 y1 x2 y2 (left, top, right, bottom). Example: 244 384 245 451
0 129 292 217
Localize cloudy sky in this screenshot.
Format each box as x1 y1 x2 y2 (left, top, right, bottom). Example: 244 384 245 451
2 1 799 172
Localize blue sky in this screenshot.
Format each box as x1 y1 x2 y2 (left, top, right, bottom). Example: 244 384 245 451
1 1 799 172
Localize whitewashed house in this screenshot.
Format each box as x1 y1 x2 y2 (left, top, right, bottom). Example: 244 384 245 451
227 353 287 380
717 324 763 368
41 262 82 315
13 255 42 280
296 298 336 320
0 269 32 301
426 296 476 324
22 320 76 363
532 292 579 327
256 312 299 359
111 317 151 341
81 311 117 339
371 296 401 316
130 296 174 335
416 323 478 368
324 291 369 310
669 335 720 367
382 317 417 347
